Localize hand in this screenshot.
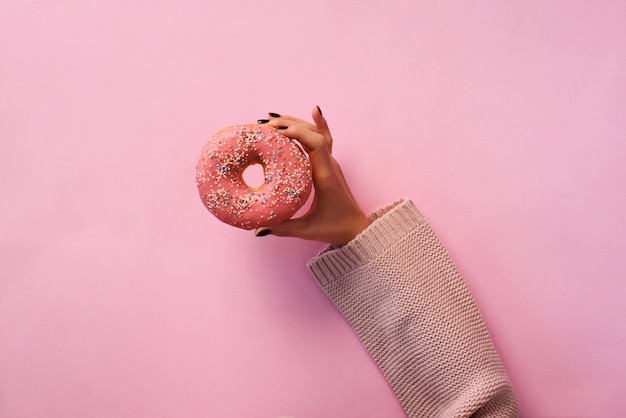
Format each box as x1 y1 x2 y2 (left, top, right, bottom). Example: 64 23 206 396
255 106 371 245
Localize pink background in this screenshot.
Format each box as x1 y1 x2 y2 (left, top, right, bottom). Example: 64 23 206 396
1 1 625 417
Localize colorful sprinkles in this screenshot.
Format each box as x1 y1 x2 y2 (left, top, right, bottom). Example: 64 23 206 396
195 125 312 229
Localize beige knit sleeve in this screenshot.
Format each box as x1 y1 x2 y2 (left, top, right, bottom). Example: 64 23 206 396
307 199 519 417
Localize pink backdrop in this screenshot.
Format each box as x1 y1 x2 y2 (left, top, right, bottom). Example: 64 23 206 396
1 1 625 417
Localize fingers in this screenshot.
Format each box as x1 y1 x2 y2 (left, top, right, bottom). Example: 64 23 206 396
264 106 332 153
257 107 342 195
311 106 333 153
260 109 334 179
267 112 314 128
282 124 337 183
273 123 323 152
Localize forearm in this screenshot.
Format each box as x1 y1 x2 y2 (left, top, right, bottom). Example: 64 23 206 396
307 199 519 417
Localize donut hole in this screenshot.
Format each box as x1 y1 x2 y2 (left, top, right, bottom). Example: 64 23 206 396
242 162 265 189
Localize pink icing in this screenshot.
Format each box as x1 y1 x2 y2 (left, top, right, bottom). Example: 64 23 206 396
195 125 313 230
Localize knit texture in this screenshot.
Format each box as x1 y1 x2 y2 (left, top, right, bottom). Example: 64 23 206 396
307 199 519 417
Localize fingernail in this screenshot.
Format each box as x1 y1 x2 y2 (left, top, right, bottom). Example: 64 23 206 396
268 112 281 118
317 105 323 116
276 126 288 130
257 119 270 124
255 228 272 237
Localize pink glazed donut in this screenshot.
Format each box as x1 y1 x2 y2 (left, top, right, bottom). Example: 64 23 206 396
195 124 313 230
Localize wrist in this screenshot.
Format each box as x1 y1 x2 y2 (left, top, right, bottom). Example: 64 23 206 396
353 214 372 238
339 214 372 245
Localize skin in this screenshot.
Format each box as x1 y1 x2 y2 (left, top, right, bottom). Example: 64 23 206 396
255 107 372 245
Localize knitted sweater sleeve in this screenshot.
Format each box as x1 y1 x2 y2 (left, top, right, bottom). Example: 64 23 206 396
307 199 519 417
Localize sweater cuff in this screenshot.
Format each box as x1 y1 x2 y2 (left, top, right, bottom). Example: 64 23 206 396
307 198 426 287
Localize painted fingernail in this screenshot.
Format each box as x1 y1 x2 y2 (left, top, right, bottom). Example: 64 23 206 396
268 112 281 118
255 228 272 237
257 119 270 124
276 126 288 130
317 105 323 116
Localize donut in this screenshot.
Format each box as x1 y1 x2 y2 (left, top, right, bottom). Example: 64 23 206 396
195 124 312 230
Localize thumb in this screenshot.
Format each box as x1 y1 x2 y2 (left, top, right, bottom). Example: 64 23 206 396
254 217 313 240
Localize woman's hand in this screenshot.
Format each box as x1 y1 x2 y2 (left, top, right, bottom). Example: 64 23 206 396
255 106 371 245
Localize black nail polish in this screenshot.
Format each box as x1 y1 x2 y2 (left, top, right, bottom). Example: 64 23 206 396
276 126 288 130
256 229 271 237
257 119 270 124
317 105 323 116
268 112 281 118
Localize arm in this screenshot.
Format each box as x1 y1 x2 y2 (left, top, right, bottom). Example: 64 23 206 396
308 198 519 417
257 108 519 417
